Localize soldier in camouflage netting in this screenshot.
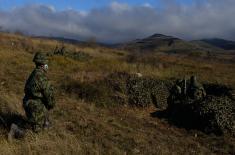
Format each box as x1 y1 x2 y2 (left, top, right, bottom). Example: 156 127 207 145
167 76 235 135
169 76 206 102
188 76 206 100
168 79 185 103
23 52 55 132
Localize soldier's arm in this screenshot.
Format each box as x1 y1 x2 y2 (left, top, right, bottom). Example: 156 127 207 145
40 76 55 110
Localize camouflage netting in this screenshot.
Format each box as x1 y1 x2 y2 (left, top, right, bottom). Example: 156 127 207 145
47 46 91 61
61 72 172 108
167 82 235 136
203 83 235 99
62 73 235 135
105 72 172 108
126 75 172 108
198 96 235 135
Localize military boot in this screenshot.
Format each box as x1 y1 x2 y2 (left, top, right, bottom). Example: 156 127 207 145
8 123 25 142
43 116 52 130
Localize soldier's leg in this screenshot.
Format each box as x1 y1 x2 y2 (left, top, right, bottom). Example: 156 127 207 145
32 104 47 132
43 110 52 129
23 101 34 129
24 101 46 133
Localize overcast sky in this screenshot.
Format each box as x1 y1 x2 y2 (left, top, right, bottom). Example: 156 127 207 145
0 0 234 43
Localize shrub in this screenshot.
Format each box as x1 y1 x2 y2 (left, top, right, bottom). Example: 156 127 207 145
48 46 91 61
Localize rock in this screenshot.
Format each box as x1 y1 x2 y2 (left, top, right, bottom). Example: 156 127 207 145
136 73 143 78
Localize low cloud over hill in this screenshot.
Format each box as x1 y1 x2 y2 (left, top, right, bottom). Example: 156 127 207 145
0 0 235 43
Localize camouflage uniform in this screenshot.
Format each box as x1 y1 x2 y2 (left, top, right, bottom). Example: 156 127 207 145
167 80 183 107
23 52 55 132
188 76 206 100
170 80 185 98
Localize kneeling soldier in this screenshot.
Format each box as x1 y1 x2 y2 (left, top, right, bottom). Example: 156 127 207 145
23 52 55 132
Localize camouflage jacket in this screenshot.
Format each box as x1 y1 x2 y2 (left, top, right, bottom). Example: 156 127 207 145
189 81 206 93
24 67 55 110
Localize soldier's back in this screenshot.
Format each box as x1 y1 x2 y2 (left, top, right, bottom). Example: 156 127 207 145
24 68 46 99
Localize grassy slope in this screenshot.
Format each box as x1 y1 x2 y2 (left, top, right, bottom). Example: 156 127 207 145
0 32 234 154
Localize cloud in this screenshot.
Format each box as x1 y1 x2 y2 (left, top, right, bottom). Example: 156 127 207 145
110 2 130 13
143 3 153 8
0 0 235 43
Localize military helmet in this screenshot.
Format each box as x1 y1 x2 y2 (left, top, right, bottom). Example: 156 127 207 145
33 52 48 65
190 76 197 84
190 76 202 88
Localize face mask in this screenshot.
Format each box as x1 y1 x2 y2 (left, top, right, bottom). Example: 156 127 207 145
44 64 49 70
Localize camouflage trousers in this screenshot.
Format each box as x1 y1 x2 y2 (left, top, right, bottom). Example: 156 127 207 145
23 99 48 132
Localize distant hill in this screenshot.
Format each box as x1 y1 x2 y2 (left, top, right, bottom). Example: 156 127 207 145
33 36 86 45
34 36 110 48
191 40 225 52
118 34 180 51
199 38 235 50
117 33 213 54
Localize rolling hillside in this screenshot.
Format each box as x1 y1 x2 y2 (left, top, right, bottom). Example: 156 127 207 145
200 38 235 50
0 32 234 154
117 33 214 55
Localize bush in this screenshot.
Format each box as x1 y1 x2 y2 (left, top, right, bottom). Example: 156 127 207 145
48 46 91 61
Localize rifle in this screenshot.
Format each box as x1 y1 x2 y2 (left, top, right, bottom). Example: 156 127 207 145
0 115 7 128
184 77 187 95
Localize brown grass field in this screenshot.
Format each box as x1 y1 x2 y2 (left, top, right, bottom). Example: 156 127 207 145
0 32 234 154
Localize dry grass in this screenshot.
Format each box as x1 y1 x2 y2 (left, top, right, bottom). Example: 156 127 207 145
0 32 234 154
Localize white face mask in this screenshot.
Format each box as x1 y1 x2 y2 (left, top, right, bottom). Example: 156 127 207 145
44 64 49 70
